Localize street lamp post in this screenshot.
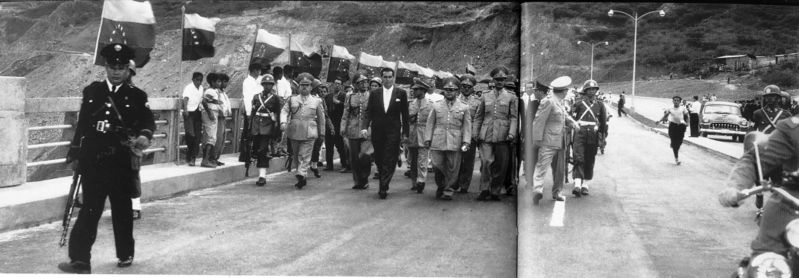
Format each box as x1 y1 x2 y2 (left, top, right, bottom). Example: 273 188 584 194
608 8 665 112
577 40 609 80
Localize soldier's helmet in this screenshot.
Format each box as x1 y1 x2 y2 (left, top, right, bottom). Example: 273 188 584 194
780 91 791 99
353 74 369 85
100 43 135 66
763 84 781 97
582 79 599 90
370 77 382 86
260 74 275 84
312 78 322 89
442 77 460 90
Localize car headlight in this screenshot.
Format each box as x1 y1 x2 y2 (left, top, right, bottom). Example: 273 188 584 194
740 120 750 127
702 118 709 123
749 252 791 278
786 219 799 247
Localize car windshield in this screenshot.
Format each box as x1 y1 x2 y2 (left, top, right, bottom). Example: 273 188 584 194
703 105 741 115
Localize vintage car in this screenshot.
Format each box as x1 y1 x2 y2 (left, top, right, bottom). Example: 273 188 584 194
699 101 751 142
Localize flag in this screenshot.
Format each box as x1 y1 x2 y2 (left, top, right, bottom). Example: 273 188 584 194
396 61 418 85
434 70 454 89
326 45 354 82
466 63 476 75
357 52 383 78
289 39 322 78
251 29 289 67
94 0 156 67
417 66 436 78
182 13 220 61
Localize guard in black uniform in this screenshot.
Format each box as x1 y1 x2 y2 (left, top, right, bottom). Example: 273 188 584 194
59 43 156 274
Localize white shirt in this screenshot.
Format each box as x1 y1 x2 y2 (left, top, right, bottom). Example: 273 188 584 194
105 79 121 93
665 106 689 125
383 86 394 113
241 75 262 116
182 83 204 112
218 90 232 117
689 100 702 113
276 76 292 99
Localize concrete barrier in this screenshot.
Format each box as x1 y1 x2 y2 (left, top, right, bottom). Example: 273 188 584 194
0 77 27 188
0 154 288 232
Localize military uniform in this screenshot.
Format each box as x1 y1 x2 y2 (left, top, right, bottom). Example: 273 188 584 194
250 86 281 165
472 68 519 200
281 74 325 188
570 82 607 196
425 78 472 200
340 75 372 189
407 80 436 193
531 76 573 203
752 108 792 134
61 44 155 273
456 75 481 193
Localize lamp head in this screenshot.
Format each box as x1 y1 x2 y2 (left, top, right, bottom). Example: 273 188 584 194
604 41 609 46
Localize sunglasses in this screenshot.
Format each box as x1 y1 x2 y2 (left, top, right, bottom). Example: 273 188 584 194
461 85 473 89
443 88 459 92
493 77 507 82
382 75 394 79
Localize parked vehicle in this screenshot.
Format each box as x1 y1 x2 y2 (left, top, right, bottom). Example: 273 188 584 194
700 101 751 142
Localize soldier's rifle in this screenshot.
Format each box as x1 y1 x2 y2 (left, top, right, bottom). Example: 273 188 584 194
60 166 82 247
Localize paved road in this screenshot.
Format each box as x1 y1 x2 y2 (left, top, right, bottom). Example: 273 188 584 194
0 162 516 276
525 109 758 277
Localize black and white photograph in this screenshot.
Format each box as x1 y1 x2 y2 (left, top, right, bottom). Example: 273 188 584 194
2 1 799 277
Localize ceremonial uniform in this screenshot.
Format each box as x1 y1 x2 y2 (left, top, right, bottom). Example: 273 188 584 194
407 81 436 192
531 76 573 203
456 92 481 192
752 108 792 134
570 91 607 194
281 74 325 188
250 87 281 167
472 68 518 200
340 75 372 189
425 79 472 200
61 44 155 273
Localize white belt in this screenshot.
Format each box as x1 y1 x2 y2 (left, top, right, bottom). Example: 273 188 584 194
577 121 596 126
255 112 272 117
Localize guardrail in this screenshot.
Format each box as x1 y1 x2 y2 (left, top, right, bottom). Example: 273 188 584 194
24 97 245 182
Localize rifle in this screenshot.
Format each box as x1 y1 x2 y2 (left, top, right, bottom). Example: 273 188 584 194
239 113 254 177
60 170 82 247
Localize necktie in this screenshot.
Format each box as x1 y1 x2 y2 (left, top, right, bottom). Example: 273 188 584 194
111 85 117 93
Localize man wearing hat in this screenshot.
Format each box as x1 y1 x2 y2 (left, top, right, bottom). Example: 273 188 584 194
324 79 350 173
281 72 326 189
472 66 519 201
455 74 481 193
407 78 436 193
424 77 472 200
531 76 578 204
309 80 328 177
752 85 792 135
571 79 608 197
60 43 155 273
249 74 281 186
340 74 372 189
502 76 522 195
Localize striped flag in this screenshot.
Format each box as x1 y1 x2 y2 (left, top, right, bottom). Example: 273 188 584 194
326 45 354 82
181 13 220 61
396 61 419 85
357 52 384 78
251 29 289 67
94 0 156 67
289 39 322 78
417 66 436 78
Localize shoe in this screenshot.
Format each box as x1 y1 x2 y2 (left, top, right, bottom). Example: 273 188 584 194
58 261 91 274
256 177 266 186
378 192 387 199
675 159 681 165
581 187 589 196
404 170 412 178
188 160 195 166
132 210 141 220
215 160 225 166
317 162 324 167
311 168 321 178
476 190 490 201
572 187 582 197
294 175 306 189
352 184 366 190
441 194 453 201
324 166 335 171
457 188 468 194
436 187 444 199
416 182 425 194
552 191 565 201
533 192 543 205
117 256 133 268
200 145 217 168
339 167 351 173
489 194 501 201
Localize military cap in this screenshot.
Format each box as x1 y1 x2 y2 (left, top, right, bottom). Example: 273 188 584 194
411 79 431 90
312 78 322 89
442 77 460 89
260 74 275 84
763 84 781 97
370 77 382 86
459 74 477 86
100 43 135 66
296 72 314 85
534 80 550 92
504 77 517 89
353 74 369 84
344 84 354 90
550 76 572 91
489 66 510 79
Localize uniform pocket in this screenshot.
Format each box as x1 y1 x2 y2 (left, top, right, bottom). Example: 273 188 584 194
308 121 318 139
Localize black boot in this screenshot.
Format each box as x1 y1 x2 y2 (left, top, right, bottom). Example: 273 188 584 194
294 175 306 189
201 145 217 168
416 182 425 194
311 167 321 178
58 261 91 274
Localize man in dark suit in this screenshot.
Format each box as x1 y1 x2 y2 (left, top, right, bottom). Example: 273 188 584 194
361 67 410 199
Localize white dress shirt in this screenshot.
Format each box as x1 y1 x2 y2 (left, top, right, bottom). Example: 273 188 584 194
276 76 292 99
182 83 204 112
689 100 702 114
383 86 394 113
106 79 121 93
241 75 262 116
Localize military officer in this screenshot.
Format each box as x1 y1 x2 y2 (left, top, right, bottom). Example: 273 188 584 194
250 74 281 186
472 66 519 201
280 73 326 189
752 85 792 134
407 78 435 193
59 43 155 273
455 74 481 193
340 74 372 189
424 77 472 200
570 80 608 197
309 79 326 178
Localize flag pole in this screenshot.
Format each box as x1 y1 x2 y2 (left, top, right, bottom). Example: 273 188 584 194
248 24 259 66
92 0 106 67
176 3 186 165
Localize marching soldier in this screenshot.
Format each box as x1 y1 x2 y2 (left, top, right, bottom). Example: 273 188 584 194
59 43 155 273
407 78 436 193
250 74 281 186
455 74 481 193
472 66 519 201
424 77 472 200
340 74 372 189
280 73 326 189
570 80 608 197
752 85 792 134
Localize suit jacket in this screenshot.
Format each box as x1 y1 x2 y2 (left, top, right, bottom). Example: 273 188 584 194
532 96 567 149
362 87 409 140
425 99 471 151
472 88 519 143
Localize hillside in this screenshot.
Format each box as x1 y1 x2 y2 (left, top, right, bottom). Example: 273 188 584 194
522 2 799 86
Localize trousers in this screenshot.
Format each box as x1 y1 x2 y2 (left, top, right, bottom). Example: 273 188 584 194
290 139 314 177
479 142 510 195
431 150 462 197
